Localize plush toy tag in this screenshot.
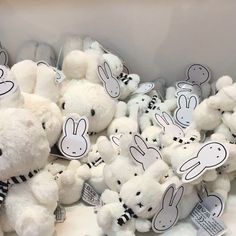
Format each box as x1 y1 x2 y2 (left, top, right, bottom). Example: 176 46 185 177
129 134 162 171
176 81 202 100
58 116 90 160
152 184 185 233
198 184 225 218
0 65 18 98
155 111 185 138
191 203 227 236
0 48 8 66
186 63 211 86
98 62 120 99
37 60 50 67
53 68 65 84
133 82 155 95
177 141 228 183
82 182 101 206
54 202 66 223
110 134 122 148
174 94 199 128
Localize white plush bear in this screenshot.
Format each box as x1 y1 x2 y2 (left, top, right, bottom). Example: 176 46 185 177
0 65 24 109
207 76 236 112
192 97 222 131
22 92 62 147
46 158 91 205
0 108 58 236
97 135 143 192
11 60 60 103
97 160 168 236
107 101 139 136
59 79 116 134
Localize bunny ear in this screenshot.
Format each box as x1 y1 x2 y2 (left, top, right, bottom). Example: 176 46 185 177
162 185 175 207
129 146 144 164
178 95 187 108
64 118 75 135
98 65 108 82
104 61 113 78
171 186 184 207
76 118 88 136
0 49 8 66
182 163 205 182
162 112 174 125
134 134 148 152
178 157 199 173
155 113 167 129
188 95 198 109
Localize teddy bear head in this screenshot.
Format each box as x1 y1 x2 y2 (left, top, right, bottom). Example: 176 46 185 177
59 79 116 133
23 92 62 147
119 160 168 219
0 108 50 180
98 135 143 192
107 101 139 136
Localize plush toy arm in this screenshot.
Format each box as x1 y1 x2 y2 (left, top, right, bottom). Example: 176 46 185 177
100 189 120 204
97 204 114 230
30 170 58 207
60 169 75 186
135 219 152 232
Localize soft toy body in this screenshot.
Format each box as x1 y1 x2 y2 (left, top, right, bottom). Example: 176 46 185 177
23 92 62 147
97 161 167 236
59 79 116 133
46 159 90 205
12 61 60 103
97 135 143 192
0 108 58 236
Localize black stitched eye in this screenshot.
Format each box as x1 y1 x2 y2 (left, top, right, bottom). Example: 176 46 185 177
61 102 65 110
148 207 152 212
129 132 132 135
91 109 96 116
42 122 46 130
51 162 54 165
117 180 121 185
59 171 63 174
134 173 138 176
0 149 2 156
146 138 148 141
153 139 157 142
115 129 118 133
136 191 141 196
142 98 145 101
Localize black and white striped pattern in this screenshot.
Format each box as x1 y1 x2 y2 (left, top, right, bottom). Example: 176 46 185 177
87 131 97 136
145 95 159 113
117 198 137 226
86 157 104 169
0 169 39 207
118 73 133 85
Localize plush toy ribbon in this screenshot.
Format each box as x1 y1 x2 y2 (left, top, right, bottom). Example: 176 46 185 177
0 169 39 207
117 198 137 226
86 157 104 168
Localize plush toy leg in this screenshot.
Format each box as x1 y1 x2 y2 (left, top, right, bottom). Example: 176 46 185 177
15 206 55 236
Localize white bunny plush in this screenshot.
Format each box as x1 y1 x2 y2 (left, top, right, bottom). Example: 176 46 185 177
107 101 139 137
46 159 91 205
59 79 116 134
0 108 58 236
16 40 57 67
207 75 236 112
22 92 62 147
0 65 24 109
174 94 199 128
192 97 222 131
97 135 143 192
97 160 167 236
11 60 60 103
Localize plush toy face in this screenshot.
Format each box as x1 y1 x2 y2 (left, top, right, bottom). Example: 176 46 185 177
120 176 163 219
107 117 138 136
141 126 162 148
103 53 123 77
103 156 143 192
23 93 62 147
127 94 151 113
60 80 116 132
0 108 50 180
46 158 69 175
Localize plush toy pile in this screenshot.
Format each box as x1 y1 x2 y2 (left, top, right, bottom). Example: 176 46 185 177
0 36 234 236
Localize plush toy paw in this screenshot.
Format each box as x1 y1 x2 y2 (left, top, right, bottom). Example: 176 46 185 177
76 165 91 180
135 219 152 232
97 206 113 230
60 170 75 186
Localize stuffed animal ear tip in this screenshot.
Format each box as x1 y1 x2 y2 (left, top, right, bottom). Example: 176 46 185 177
216 75 233 90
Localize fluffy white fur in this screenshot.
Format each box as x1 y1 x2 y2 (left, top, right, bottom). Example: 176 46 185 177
0 108 58 236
